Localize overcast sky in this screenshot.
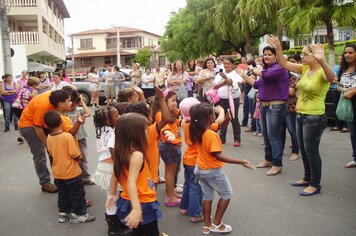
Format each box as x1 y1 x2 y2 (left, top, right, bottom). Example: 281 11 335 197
63 0 186 42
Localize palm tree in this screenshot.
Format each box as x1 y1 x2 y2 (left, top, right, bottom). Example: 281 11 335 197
279 0 356 66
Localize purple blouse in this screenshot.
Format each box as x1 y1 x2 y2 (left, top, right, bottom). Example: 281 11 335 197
254 63 289 102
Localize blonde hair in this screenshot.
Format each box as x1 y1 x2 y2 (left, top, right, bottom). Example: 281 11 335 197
27 77 40 86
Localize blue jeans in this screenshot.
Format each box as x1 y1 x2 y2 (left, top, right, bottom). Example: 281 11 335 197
179 165 203 217
3 101 18 129
194 166 233 201
282 112 299 154
256 118 261 132
260 103 287 167
346 106 356 162
296 113 327 188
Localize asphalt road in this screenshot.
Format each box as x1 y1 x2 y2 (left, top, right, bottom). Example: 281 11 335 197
0 109 355 236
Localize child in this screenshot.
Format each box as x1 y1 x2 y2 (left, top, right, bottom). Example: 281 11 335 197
253 95 262 137
189 103 255 234
117 85 145 103
107 113 162 236
178 97 230 223
64 90 93 184
44 110 95 223
157 90 182 207
91 106 130 235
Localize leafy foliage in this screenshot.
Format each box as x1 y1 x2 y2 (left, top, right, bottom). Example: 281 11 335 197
133 48 151 68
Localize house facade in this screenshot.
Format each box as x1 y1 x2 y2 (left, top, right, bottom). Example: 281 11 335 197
4 0 69 76
70 27 166 71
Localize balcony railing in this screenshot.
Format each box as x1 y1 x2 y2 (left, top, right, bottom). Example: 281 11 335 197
5 0 37 7
10 31 39 45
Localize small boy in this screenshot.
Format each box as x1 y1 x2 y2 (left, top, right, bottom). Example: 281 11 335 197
44 110 95 224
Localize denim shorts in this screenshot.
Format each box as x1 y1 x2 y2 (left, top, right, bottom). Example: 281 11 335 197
158 141 181 164
194 166 233 201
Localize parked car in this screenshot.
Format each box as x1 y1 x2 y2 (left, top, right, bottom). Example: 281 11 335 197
72 71 131 106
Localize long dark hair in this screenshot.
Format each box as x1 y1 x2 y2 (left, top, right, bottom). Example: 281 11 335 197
187 59 196 71
338 44 356 80
189 103 214 144
93 106 116 138
203 58 216 69
113 113 148 179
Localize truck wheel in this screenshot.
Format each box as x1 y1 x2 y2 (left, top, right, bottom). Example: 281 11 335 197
79 91 91 106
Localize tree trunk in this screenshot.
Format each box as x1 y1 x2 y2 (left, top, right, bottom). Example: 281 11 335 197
277 26 283 43
325 20 335 67
245 30 252 59
0 3 12 74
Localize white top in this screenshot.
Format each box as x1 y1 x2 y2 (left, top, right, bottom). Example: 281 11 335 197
213 70 242 99
104 70 115 86
141 73 155 89
50 81 71 90
107 133 115 149
96 126 115 162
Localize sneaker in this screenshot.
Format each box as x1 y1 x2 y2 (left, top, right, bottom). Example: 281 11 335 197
14 125 19 130
4 128 10 132
174 186 183 194
70 213 95 223
41 182 58 193
17 137 24 143
58 212 70 223
209 223 232 233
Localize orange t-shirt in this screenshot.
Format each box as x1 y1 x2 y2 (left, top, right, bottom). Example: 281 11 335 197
197 129 224 170
146 123 159 183
120 159 156 203
60 115 73 133
19 90 54 128
47 132 82 179
183 122 219 167
155 111 162 123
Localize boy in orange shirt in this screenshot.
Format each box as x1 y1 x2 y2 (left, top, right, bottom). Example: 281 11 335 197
44 111 95 224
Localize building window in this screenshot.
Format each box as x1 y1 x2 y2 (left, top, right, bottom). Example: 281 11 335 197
159 56 166 67
81 58 93 67
121 37 139 49
80 38 93 49
315 35 327 44
338 28 355 41
106 38 117 49
293 35 312 47
104 56 117 65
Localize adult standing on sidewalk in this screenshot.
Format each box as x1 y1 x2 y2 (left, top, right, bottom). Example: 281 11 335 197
154 64 167 89
103 65 115 104
267 36 335 196
18 90 70 193
236 46 289 176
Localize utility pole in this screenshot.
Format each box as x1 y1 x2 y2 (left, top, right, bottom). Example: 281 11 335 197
0 1 13 74
69 34 75 81
110 25 121 68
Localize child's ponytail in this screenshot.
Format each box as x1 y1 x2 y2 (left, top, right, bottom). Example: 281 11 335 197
189 103 214 144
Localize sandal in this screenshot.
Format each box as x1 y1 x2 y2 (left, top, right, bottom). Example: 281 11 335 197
209 223 232 233
329 127 341 131
201 226 211 235
345 161 356 168
256 160 272 168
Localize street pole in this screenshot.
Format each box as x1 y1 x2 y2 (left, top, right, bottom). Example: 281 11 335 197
0 1 13 74
111 25 121 67
69 34 75 81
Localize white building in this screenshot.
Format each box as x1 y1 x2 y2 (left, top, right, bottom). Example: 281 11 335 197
4 0 69 77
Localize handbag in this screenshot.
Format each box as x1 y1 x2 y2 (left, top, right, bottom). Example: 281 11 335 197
336 89 354 122
247 87 257 99
177 82 188 100
205 88 220 104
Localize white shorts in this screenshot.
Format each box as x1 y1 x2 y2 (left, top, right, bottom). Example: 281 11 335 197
91 161 117 190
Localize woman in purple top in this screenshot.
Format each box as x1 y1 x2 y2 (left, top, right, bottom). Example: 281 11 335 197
1 74 20 132
236 46 289 175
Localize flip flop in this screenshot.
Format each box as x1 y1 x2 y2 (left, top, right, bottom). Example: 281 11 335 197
345 161 356 168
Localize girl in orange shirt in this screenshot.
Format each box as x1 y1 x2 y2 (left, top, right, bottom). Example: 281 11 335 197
106 113 161 236
157 90 183 207
190 103 255 235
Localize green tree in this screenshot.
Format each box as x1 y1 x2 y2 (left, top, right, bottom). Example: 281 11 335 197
133 48 151 68
279 0 356 66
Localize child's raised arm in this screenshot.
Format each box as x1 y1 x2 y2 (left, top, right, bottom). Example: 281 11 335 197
155 86 174 131
212 152 256 170
125 151 144 228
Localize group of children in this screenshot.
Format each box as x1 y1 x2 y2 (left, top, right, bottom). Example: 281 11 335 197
38 84 256 236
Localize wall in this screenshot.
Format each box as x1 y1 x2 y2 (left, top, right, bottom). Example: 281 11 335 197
74 33 108 54
11 45 27 79
0 23 4 77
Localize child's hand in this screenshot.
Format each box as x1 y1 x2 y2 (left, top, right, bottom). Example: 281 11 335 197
155 86 164 100
125 208 142 229
163 130 176 141
76 114 86 124
105 195 117 210
242 160 256 170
